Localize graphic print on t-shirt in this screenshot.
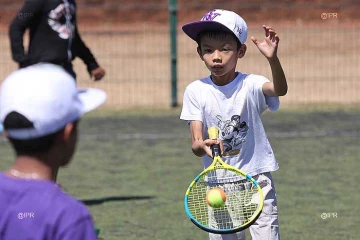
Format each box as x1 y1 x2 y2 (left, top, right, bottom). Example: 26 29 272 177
216 114 248 156
47 2 75 39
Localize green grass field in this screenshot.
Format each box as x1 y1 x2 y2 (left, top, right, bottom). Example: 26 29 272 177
0 107 359 240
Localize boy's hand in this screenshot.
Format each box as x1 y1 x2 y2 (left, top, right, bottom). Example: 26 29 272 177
203 138 224 158
251 25 279 59
91 67 105 81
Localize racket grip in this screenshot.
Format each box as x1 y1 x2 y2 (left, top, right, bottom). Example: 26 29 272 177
208 127 219 139
212 144 221 157
208 127 221 157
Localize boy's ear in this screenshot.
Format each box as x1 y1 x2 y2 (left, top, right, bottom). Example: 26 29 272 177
238 44 247 59
56 122 75 143
2 131 8 139
197 46 204 61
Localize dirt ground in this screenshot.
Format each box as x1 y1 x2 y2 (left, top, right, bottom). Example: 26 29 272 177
0 1 359 109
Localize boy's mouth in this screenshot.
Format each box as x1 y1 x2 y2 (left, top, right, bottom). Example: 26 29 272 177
212 65 223 69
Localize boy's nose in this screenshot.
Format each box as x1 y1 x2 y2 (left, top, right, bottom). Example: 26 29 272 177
212 50 222 62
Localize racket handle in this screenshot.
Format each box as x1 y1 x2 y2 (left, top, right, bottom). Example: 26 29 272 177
212 144 221 157
208 127 221 157
208 126 219 139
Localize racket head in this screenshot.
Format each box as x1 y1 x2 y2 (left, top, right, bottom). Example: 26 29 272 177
184 158 264 234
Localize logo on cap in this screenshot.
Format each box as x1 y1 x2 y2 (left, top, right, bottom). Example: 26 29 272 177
201 10 221 21
234 26 243 36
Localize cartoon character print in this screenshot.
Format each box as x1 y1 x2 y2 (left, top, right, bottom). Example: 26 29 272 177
48 1 75 39
216 115 249 156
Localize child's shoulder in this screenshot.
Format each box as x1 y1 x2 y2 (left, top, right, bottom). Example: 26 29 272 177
52 187 90 215
242 73 268 82
185 73 269 91
185 76 212 90
23 182 90 217
241 73 270 89
0 177 90 219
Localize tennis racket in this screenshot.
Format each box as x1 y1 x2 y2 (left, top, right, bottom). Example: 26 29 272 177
184 126 264 234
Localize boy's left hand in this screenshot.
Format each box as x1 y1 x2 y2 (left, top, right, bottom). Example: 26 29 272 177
91 67 106 81
251 25 279 59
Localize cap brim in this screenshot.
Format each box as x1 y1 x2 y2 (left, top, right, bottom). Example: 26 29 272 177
78 88 107 115
182 21 233 42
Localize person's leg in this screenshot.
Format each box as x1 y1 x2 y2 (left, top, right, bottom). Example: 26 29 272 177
249 172 280 240
209 230 245 240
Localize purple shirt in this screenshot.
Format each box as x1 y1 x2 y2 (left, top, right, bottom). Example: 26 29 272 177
0 172 97 240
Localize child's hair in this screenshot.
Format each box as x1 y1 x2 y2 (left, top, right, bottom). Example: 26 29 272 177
3 111 64 155
196 31 242 50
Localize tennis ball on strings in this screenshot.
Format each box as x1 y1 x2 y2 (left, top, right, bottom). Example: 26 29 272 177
206 187 226 208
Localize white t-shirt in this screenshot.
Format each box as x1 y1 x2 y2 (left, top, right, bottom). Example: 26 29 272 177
180 72 280 176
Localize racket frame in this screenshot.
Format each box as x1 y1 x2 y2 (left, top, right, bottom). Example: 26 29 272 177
184 127 264 234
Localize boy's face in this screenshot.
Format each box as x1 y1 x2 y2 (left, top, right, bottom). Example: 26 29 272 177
197 32 246 80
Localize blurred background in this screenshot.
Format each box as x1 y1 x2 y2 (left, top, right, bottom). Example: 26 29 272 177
0 1 359 240
0 0 359 109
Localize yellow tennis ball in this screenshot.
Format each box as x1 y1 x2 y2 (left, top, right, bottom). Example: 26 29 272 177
206 187 226 208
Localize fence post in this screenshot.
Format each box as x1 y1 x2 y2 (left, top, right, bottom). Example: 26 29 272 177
168 0 178 107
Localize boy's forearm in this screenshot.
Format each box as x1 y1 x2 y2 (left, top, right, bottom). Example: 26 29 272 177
191 140 206 157
268 56 288 96
75 27 99 72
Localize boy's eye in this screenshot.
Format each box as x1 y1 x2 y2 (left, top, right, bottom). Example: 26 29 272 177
222 48 230 52
203 49 212 53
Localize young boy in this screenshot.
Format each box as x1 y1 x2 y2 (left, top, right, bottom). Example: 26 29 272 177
9 0 105 80
180 9 288 240
0 63 106 239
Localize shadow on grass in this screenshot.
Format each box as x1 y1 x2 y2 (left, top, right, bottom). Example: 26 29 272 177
81 196 155 206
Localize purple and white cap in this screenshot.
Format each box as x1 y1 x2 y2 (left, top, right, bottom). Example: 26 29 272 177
182 9 248 44
0 63 107 140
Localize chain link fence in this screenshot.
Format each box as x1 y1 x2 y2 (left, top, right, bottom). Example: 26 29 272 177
0 0 359 109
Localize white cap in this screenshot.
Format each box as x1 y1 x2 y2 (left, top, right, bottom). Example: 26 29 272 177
0 63 107 140
182 9 248 44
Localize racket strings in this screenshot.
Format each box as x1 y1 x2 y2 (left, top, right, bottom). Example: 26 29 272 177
187 168 261 230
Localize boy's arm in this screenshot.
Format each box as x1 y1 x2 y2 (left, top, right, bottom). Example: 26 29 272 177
189 121 222 157
264 56 287 96
9 0 45 68
74 27 105 81
251 25 288 97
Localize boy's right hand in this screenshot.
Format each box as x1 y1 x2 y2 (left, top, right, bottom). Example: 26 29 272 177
251 25 280 60
190 121 224 158
203 138 224 158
